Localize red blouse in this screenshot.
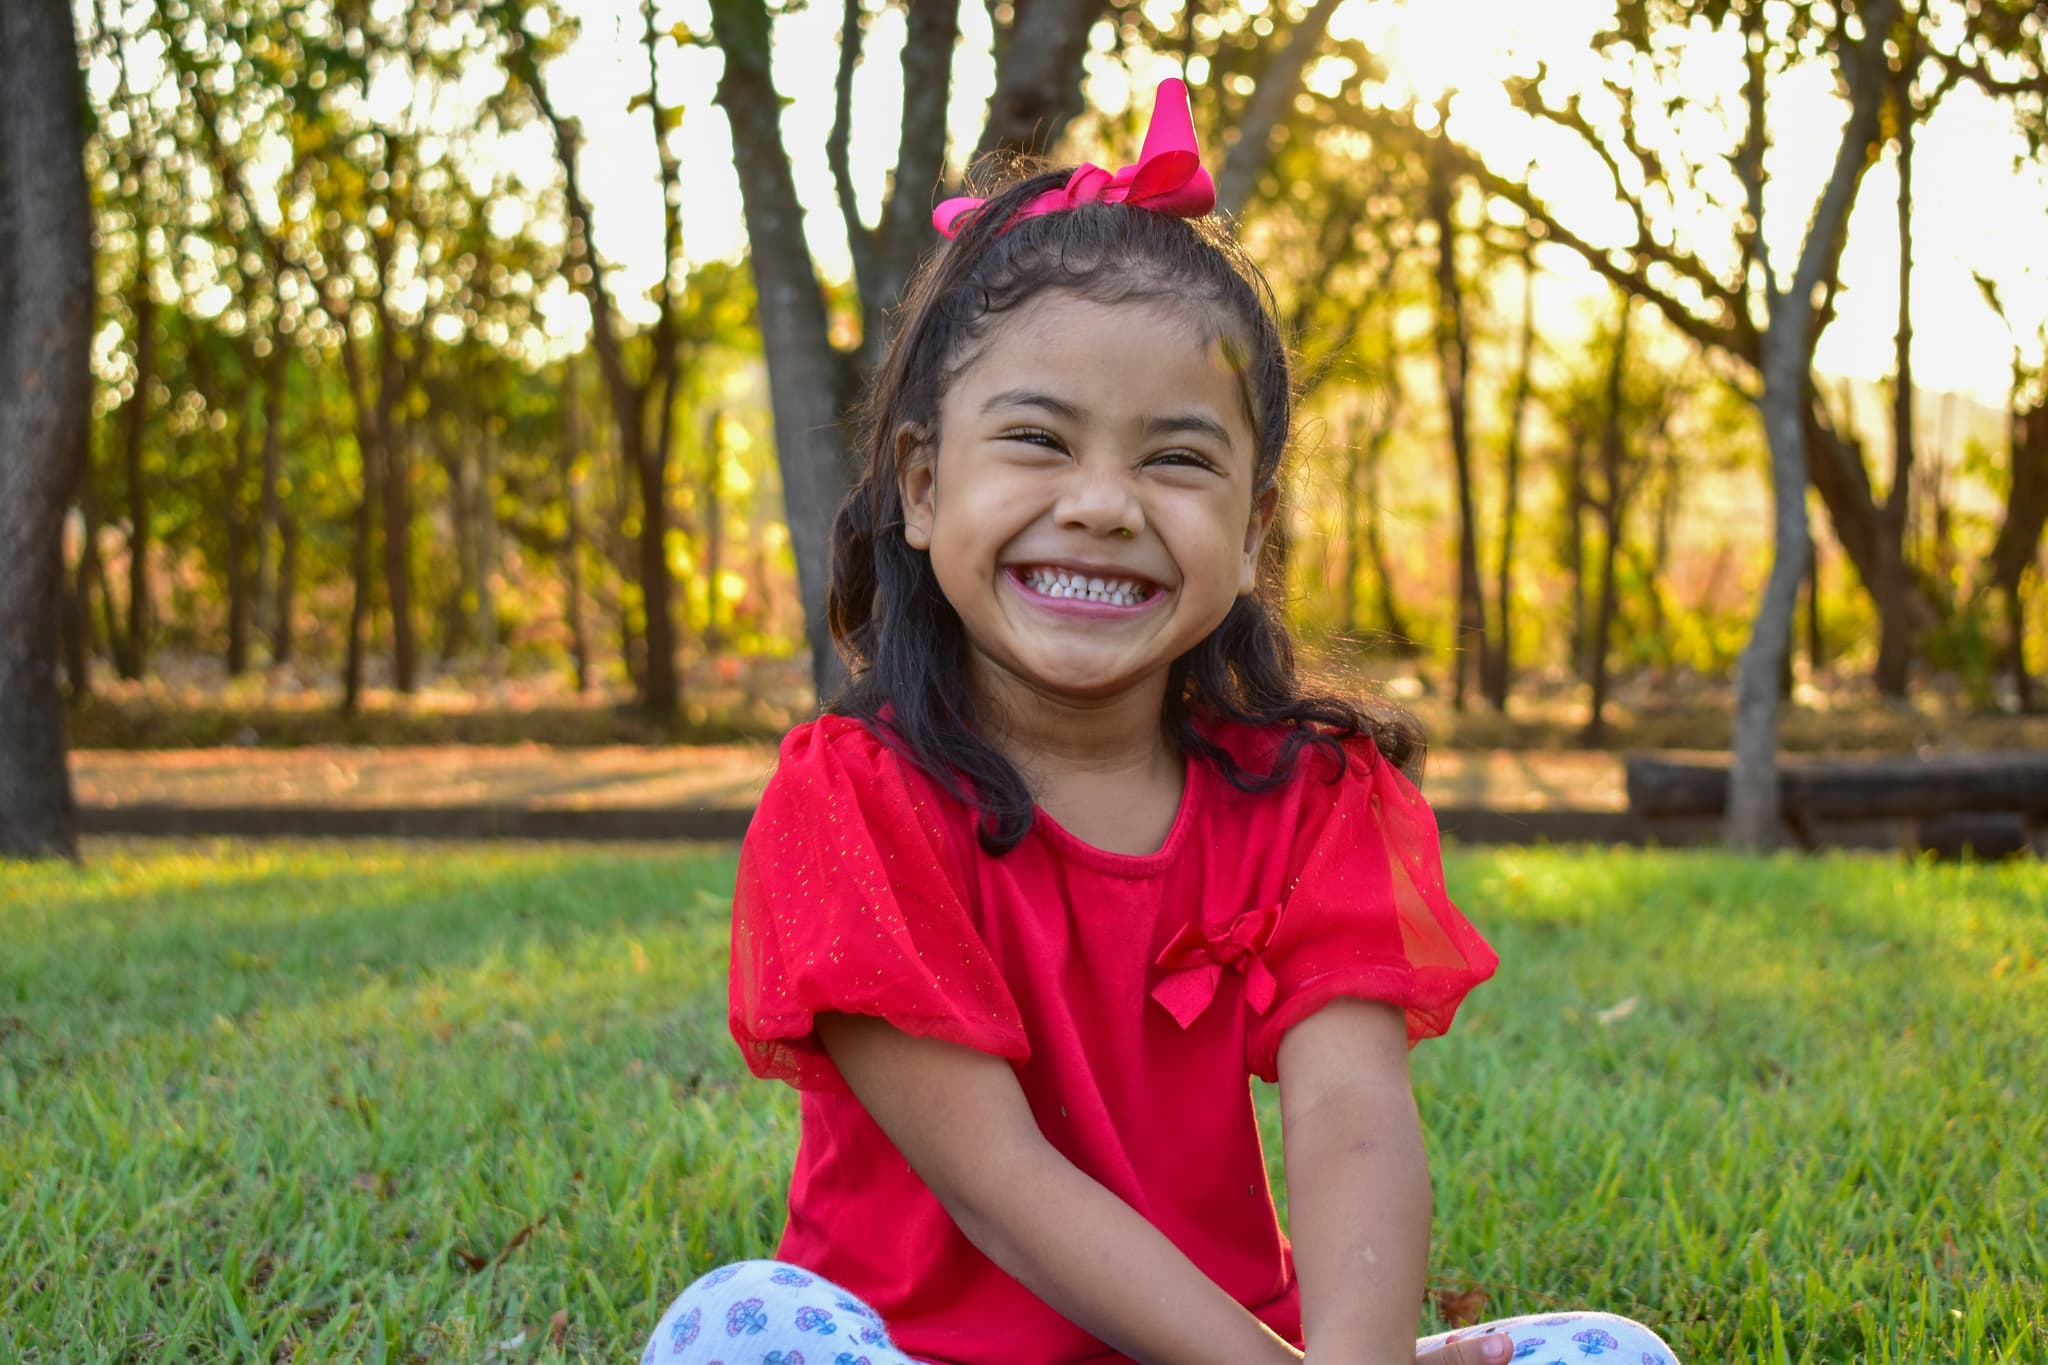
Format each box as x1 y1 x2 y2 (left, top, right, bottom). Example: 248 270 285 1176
728 714 1497 1365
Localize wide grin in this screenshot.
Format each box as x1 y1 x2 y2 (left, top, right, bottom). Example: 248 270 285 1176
1014 565 1159 608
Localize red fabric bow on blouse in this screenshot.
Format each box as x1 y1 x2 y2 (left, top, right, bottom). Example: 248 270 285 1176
1150 903 1280 1029
932 77 1217 239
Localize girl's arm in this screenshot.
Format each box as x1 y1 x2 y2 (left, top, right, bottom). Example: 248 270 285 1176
817 1012 1304 1365
1275 998 1435 1365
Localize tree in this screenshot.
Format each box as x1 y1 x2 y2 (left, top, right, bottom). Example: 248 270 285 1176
703 0 1350 703
497 1 701 715
0 0 94 859
1425 129 1493 710
1482 229 1539 712
1729 0 1899 845
1977 272 2048 710
1444 0 2048 701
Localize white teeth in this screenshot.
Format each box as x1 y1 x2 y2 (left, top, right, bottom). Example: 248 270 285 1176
1019 567 1149 606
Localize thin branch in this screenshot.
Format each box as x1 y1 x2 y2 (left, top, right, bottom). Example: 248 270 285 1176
827 0 876 307
1213 0 1343 217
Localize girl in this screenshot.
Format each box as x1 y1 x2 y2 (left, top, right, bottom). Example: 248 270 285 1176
644 79 1679 1365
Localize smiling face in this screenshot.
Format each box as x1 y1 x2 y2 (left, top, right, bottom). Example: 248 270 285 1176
898 291 1276 715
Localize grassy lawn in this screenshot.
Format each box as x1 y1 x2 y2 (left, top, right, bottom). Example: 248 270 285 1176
3 842 2041 1362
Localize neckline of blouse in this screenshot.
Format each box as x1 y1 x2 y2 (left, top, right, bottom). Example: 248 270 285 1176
1025 748 1202 876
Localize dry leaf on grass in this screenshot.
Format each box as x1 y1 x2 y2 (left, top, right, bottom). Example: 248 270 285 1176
453 1213 551 1274
1432 1285 1489 1328
549 1309 569 1348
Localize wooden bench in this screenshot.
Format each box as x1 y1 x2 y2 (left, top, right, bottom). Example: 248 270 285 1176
1624 751 2048 857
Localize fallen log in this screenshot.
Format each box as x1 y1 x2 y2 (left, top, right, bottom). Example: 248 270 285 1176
1625 751 2048 855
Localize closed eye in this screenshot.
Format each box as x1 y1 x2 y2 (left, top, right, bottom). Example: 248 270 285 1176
1000 426 1068 451
1148 449 1220 473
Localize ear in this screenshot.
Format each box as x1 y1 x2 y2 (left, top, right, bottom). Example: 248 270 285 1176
1238 484 1279 595
896 423 937 550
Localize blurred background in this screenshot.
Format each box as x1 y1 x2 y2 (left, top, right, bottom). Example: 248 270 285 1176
7 0 2048 843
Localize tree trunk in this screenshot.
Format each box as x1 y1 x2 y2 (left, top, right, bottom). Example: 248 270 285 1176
1360 429 1414 655
1427 138 1488 710
634 416 681 714
1873 71 1917 697
1726 0 1897 849
1484 235 1537 711
1212 0 1343 217
380 414 417 692
273 511 297 667
703 407 727 650
224 418 256 676
254 338 288 664
864 0 961 361
972 0 1114 159
1564 429 1588 679
476 413 499 666
339 408 376 717
0 0 94 859
117 264 155 681
1582 299 1632 746
1987 393 2047 709
1806 532 1824 676
561 354 592 694
712 0 855 707
439 429 477 663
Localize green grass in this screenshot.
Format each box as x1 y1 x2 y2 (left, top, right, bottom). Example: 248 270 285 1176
2 843 2042 1362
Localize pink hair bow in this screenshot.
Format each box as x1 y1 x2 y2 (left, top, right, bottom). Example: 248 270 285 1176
932 77 1217 239
1150 902 1280 1029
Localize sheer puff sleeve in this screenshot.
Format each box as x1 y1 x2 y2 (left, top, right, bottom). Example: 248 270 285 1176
1246 737 1499 1081
729 716 1029 1092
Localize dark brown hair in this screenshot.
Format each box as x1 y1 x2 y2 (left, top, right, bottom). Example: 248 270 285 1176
827 163 1421 852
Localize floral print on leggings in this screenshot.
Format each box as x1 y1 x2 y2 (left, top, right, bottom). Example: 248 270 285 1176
645 1261 913 1365
646 1261 1681 1365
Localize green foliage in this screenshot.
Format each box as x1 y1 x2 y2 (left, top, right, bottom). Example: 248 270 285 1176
2 843 2042 1359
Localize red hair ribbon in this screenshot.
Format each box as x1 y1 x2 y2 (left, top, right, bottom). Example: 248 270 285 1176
1150 902 1280 1029
932 76 1217 239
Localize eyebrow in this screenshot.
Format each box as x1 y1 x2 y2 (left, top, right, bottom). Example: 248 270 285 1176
981 388 1234 448
1140 412 1234 447
981 389 1083 422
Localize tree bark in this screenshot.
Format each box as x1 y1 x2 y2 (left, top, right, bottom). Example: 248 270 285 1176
117 262 155 681
375 332 417 693
508 21 680 713
253 337 288 665
0 0 94 859
476 412 499 666
866 0 960 360
1874 58 1918 696
1987 391 2047 709
561 354 592 695
334 398 375 717
1213 0 1344 217
1728 0 1898 848
973 0 1114 159
702 406 727 650
712 0 856 706
1583 299 1632 746
1427 136 1488 710
1563 428 1589 679
1484 235 1537 711
273 511 297 667
223 382 257 675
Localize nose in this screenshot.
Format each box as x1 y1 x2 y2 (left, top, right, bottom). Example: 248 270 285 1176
1053 460 1144 539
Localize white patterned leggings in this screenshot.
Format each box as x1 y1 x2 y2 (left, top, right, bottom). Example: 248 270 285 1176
640 1260 1682 1365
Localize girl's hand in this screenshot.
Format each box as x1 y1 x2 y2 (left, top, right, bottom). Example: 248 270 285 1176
1412 1329 1516 1365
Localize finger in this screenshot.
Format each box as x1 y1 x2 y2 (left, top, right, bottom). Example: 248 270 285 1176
1415 1328 1516 1365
